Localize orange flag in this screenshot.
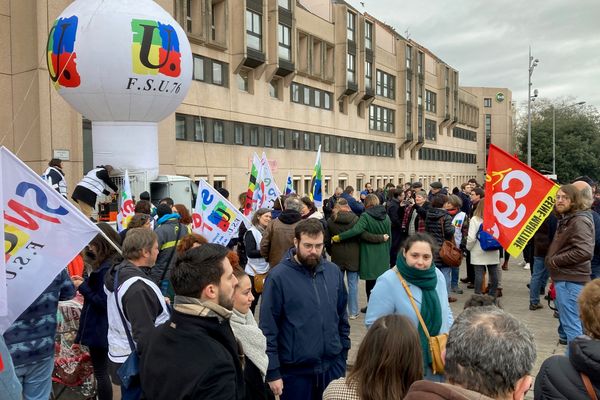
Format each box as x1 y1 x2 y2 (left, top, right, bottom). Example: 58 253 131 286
483 144 560 257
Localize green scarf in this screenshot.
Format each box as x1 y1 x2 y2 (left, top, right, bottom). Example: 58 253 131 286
397 253 442 369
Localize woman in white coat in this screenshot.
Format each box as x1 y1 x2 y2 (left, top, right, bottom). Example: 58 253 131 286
466 201 500 297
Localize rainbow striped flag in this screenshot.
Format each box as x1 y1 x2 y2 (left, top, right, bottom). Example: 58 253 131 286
243 153 261 216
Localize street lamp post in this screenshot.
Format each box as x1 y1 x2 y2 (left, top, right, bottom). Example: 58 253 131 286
527 47 539 166
552 101 586 176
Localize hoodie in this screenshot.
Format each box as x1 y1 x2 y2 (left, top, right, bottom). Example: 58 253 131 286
405 380 495 400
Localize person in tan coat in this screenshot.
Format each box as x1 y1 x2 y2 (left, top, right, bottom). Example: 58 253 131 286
260 197 303 268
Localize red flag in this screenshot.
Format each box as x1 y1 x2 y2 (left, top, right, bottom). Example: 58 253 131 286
483 144 560 257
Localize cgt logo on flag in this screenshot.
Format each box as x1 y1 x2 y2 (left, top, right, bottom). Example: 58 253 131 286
47 15 81 89
131 19 182 77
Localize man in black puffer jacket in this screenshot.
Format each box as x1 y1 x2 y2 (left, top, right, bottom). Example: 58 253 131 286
425 194 455 301
535 279 600 399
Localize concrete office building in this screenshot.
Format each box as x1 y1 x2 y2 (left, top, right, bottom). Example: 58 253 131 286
1 0 514 201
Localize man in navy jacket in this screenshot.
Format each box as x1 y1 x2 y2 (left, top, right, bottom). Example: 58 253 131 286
259 219 350 400
340 186 364 215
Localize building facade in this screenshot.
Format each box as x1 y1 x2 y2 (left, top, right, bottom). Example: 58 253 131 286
1 0 514 200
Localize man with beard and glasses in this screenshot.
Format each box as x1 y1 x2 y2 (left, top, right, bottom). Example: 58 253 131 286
259 219 350 400
139 244 245 400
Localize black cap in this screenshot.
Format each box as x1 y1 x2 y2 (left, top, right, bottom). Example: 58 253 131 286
430 182 443 189
412 182 423 189
140 191 150 201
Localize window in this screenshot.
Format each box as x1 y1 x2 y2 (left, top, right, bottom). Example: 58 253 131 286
346 11 355 41
277 129 285 148
278 0 290 9
212 62 223 85
347 53 355 83
303 132 311 150
194 117 205 141
369 105 395 133
292 131 300 149
406 45 412 69
237 70 249 92
250 126 259 146
324 92 331 110
193 55 204 81
314 134 321 150
234 124 244 144
278 24 291 61
269 80 279 99
425 119 436 140
484 98 492 108
425 90 437 113
336 137 342 153
485 114 492 136
291 83 300 103
264 127 272 147
406 75 412 101
176 114 186 140
376 70 395 99
213 120 224 143
365 21 373 49
417 51 424 74
290 82 332 110
365 61 372 90
453 127 477 141
192 55 228 86
417 80 422 106
246 10 262 51
324 135 331 152
406 109 411 135
417 109 423 138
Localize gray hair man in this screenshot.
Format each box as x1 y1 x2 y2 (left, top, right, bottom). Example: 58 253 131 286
405 306 536 400
260 197 303 267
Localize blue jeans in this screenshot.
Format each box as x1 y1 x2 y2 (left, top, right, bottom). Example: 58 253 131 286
554 281 584 346
438 267 451 293
451 266 459 289
345 271 359 316
14 356 54 400
529 257 549 305
280 354 346 400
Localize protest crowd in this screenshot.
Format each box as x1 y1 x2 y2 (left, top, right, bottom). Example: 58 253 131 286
2 155 600 400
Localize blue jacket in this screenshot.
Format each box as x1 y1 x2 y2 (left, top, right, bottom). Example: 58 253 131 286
75 260 112 348
340 193 364 215
3 270 75 367
365 267 453 332
259 249 350 381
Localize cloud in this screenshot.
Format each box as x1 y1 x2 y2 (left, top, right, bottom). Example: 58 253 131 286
344 0 600 110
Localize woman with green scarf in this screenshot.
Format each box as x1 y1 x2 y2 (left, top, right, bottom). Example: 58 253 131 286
365 232 454 382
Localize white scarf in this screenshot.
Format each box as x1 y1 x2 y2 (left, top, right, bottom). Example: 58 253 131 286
229 309 269 379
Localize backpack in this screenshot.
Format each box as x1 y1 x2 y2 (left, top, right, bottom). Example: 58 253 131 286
477 223 502 251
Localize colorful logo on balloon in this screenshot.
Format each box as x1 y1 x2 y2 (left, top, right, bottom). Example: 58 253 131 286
131 19 181 77
47 16 81 88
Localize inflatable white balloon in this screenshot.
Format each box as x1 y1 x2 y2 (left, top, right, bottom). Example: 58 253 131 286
47 0 193 180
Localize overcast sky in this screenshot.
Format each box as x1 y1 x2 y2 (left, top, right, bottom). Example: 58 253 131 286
345 0 600 113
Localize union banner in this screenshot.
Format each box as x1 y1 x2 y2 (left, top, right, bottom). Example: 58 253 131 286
483 144 560 257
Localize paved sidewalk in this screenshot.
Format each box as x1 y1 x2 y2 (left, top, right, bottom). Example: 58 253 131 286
347 257 564 398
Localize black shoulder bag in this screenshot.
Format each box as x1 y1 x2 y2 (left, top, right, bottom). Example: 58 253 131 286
159 223 183 297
